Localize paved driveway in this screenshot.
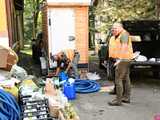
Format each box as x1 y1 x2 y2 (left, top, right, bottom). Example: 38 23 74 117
73 79 160 120
72 55 160 120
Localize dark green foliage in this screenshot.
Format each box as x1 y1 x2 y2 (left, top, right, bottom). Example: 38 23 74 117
90 0 156 32
24 0 44 43
89 0 158 48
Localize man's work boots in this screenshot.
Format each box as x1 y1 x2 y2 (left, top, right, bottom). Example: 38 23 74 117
122 97 130 103
108 99 122 106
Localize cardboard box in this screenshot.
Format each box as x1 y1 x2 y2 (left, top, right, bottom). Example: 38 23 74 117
5 52 17 71
0 46 18 71
0 49 8 68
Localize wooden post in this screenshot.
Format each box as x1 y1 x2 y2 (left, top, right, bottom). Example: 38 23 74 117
32 0 36 40
156 0 160 19
17 11 24 49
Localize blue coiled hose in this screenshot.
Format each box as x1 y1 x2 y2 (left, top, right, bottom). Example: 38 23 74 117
74 80 101 93
0 89 20 120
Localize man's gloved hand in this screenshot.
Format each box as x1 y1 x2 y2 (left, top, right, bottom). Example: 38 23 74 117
114 59 121 66
64 70 68 74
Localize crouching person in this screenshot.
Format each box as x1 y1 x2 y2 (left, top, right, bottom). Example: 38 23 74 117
53 49 80 79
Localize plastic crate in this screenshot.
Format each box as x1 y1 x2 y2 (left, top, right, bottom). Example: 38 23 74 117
19 94 56 120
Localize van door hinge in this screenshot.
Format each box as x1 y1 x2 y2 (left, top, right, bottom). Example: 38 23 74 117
49 18 51 26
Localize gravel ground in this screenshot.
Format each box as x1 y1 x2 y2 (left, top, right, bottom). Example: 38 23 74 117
17 52 41 77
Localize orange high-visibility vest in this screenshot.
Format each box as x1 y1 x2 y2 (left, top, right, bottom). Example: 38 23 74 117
64 49 75 61
109 30 133 59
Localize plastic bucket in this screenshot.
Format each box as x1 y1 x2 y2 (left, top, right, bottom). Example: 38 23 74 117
59 72 68 81
63 82 76 100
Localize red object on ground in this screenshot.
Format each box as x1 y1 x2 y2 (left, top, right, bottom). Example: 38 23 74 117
154 114 160 120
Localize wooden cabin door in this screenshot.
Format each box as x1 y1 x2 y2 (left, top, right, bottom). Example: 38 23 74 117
48 8 75 55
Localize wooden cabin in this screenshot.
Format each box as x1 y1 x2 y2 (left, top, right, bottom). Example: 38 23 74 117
42 0 92 68
0 0 10 47
0 0 24 50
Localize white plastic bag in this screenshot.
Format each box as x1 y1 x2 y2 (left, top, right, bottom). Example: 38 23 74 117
135 55 147 61
10 64 28 80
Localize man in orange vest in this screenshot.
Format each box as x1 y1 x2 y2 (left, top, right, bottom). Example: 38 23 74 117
108 22 133 106
53 49 80 79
